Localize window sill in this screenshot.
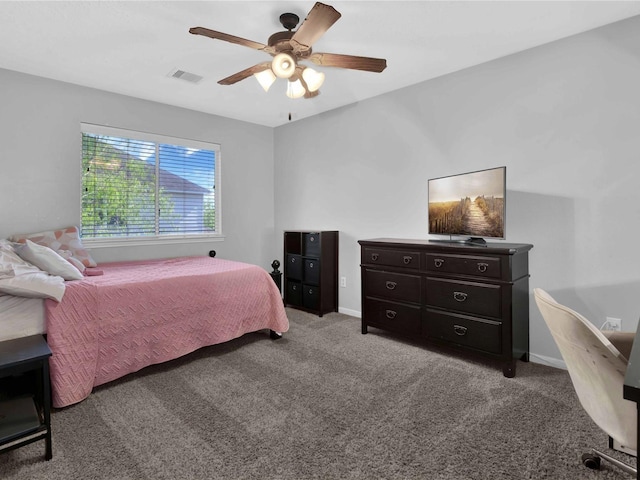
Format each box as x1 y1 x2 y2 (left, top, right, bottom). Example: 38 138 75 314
82 235 225 249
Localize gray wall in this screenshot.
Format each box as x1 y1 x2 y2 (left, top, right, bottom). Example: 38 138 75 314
1 16 639 366
273 16 640 365
0 68 276 269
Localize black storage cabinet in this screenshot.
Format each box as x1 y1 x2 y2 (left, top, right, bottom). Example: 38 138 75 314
284 231 338 316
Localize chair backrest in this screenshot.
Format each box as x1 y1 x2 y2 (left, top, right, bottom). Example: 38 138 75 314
534 288 637 451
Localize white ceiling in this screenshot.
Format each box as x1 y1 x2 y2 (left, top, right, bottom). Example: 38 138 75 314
1 1 639 127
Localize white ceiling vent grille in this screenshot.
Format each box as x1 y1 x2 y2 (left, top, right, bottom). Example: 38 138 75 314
168 69 203 84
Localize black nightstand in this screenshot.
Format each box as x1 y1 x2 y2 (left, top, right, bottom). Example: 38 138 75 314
0 335 52 460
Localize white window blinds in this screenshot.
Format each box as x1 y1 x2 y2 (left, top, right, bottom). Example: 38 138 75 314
81 124 219 240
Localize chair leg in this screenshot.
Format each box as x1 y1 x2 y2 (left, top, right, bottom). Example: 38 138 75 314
591 449 637 475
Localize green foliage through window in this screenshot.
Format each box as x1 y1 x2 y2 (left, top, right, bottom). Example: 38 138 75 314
81 125 218 239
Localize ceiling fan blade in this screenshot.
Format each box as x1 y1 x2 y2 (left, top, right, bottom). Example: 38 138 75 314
291 2 341 53
218 63 271 85
189 27 268 51
308 53 387 73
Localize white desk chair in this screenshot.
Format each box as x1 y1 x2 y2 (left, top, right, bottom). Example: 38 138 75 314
534 288 637 475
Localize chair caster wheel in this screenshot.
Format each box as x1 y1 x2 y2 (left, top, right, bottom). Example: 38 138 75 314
582 452 601 470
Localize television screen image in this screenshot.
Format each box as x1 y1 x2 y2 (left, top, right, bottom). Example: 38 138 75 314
428 166 506 241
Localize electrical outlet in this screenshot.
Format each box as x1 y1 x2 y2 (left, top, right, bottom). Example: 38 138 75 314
604 317 622 331
340 276 347 288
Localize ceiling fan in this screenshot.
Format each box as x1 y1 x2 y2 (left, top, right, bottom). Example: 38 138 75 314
189 2 387 99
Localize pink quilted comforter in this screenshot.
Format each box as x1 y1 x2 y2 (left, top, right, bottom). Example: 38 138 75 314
44 257 289 408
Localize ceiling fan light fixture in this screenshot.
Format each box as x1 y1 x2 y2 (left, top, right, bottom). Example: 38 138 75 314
272 53 296 79
286 79 306 99
254 68 276 92
301 67 325 92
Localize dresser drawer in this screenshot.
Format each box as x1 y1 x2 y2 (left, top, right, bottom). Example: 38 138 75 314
425 253 502 279
426 277 501 318
365 269 421 303
424 309 502 355
362 248 420 270
364 298 421 335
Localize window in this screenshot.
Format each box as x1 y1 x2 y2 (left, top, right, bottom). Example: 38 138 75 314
81 124 220 244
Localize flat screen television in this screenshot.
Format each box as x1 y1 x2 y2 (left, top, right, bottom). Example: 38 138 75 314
428 166 506 245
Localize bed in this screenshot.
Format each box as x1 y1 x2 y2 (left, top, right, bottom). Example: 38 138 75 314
0 295 46 341
1 236 288 408
43 256 289 408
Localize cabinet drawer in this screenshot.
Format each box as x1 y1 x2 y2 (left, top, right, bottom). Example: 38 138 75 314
303 284 319 310
304 258 320 285
424 309 502 355
286 280 302 306
426 277 501 318
365 270 421 303
303 233 321 257
426 253 502 279
286 254 302 280
364 298 421 335
362 248 420 270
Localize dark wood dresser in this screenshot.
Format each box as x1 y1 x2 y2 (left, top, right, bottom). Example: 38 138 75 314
359 238 533 377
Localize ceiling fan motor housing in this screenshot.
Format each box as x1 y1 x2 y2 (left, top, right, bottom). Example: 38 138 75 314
268 12 314 57
268 31 295 51
268 31 312 58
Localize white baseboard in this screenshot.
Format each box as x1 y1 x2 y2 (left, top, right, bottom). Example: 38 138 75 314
338 307 361 318
529 353 566 370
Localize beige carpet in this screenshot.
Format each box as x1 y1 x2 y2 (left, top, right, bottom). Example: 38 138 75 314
0 308 635 479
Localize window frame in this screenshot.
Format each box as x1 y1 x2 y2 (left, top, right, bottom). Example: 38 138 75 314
80 123 223 248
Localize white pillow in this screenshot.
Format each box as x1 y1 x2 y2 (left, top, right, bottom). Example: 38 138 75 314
56 249 86 274
0 240 66 302
0 241 43 278
15 240 83 281
0 271 65 302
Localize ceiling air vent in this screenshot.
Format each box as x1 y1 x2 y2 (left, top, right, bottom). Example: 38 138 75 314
168 69 203 84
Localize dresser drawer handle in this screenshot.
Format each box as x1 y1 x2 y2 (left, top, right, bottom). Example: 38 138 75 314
308 288 314 294
453 291 468 302
453 325 468 336
477 262 488 273
434 258 445 268
371 253 379 261
403 256 413 265
385 281 397 290
290 257 296 263
385 310 397 319
309 262 314 268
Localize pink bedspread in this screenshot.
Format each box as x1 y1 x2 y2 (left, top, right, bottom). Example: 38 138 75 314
44 257 288 408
